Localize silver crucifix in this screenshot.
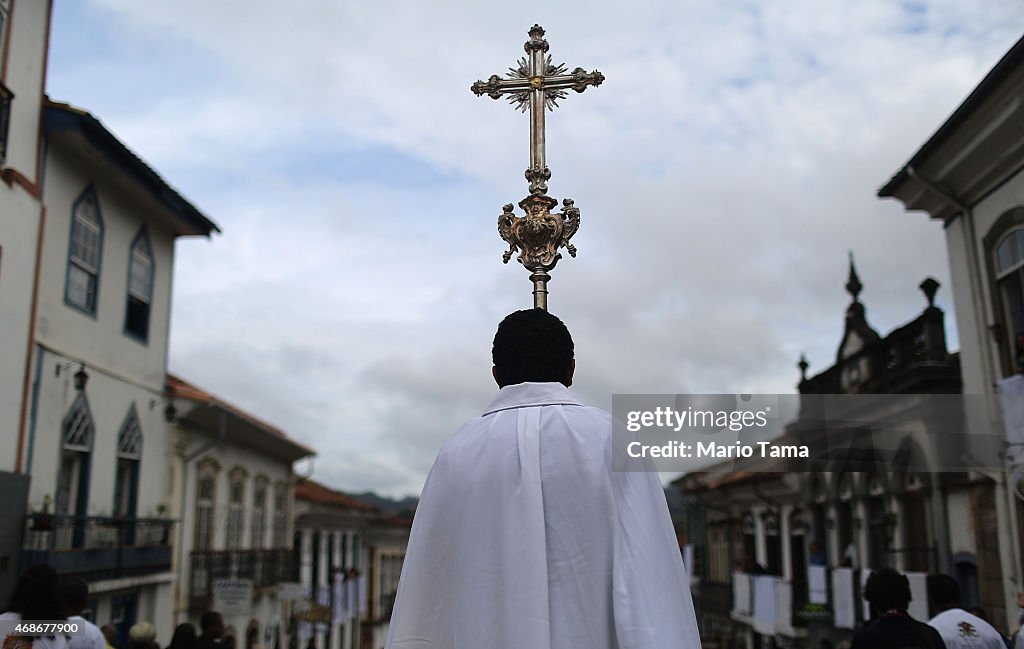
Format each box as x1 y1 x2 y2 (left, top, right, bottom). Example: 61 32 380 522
471 24 603 310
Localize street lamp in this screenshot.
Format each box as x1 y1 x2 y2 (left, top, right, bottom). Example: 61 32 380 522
73 364 88 392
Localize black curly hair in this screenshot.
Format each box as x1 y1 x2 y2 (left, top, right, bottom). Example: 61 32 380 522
863 567 911 612
7 564 65 622
492 309 574 387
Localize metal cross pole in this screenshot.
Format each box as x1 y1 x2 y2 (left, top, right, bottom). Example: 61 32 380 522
472 24 603 310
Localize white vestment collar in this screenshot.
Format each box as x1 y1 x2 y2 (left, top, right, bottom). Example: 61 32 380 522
482 382 583 415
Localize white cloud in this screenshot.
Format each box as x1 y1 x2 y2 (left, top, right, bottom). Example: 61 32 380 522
45 0 1024 496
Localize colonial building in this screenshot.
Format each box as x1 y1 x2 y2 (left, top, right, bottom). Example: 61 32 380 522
16 95 219 644
0 0 49 600
677 263 1004 649
167 375 315 649
879 33 1024 635
292 480 409 649
3 2 221 644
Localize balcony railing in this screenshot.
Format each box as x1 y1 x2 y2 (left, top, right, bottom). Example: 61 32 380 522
21 514 174 581
190 549 296 610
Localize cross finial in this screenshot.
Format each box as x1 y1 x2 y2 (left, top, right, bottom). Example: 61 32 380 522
471 25 603 310
471 24 604 196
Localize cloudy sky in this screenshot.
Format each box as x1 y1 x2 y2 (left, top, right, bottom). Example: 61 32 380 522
46 1 1023 497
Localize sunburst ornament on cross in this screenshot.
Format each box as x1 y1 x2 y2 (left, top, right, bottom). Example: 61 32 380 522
471 24 603 310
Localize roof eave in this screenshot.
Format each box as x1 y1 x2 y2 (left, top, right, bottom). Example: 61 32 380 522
43 100 221 237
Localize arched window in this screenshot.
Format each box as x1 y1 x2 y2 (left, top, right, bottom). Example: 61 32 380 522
114 405 142 519
57 393 94 549
65 188 104 314
251 477 268 549
986 209 1024 375
124 228 154 341
227 468 247 550
272 482 288 548
194 463 218 550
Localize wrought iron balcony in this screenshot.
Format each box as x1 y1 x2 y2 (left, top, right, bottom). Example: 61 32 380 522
189 549 296 610
21 514 174 581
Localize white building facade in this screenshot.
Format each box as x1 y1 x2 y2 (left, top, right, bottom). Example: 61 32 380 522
17 98 219 647
292 481 408 649
0 0 49 601
1 0 224 642
168 375 315 649
879 34 1024 633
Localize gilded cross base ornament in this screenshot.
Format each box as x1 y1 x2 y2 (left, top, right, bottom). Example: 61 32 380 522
499 195 580 269
471 24 603 310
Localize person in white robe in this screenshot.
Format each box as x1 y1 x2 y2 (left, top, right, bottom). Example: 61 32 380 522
385 309 701 649
927 575 1005 649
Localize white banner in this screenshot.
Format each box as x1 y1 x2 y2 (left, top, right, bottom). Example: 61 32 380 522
332 572 347 625
831 568 855 629
808 565 828 605
907 572 928 621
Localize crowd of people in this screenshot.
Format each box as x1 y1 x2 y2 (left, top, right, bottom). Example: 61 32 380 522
0 565 231 649
4 552 1024 649
852 567 1015 649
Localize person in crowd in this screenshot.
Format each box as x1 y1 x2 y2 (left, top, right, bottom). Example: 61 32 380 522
60 578 104 649
1012 610 1024 649
195 613 223 649
128 623 157 649
167 624 196 649
100 626 117 649
220 627 235 649
927 574 1005 649
853 567 946 649
0 564 68 649
809 541 828 566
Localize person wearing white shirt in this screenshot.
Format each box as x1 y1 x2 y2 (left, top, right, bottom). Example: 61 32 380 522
60 578 105 649
927 575 1005 649
0 565 69 649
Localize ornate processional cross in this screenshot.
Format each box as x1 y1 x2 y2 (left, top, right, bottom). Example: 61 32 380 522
471 24 604 310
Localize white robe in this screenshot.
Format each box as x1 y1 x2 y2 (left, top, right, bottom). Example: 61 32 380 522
385 382 701 649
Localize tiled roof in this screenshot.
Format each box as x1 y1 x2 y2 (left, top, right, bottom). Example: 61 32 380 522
295 479 376 511
167 373 315 457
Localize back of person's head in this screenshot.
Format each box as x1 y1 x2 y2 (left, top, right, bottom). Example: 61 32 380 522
7 564 65 621
129 622 156 649
492 309 574 387
863 567 911 613
168 624 197 649
102 624 119 649
60 576 89 616
199 611 223 639
927 574 963 613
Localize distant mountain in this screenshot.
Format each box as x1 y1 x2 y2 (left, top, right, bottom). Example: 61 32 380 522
352 491 419 514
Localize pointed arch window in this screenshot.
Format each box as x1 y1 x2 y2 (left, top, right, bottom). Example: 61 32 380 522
124 228 154 341
114 405 142 519
57 394 94 548
65 188 104 314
